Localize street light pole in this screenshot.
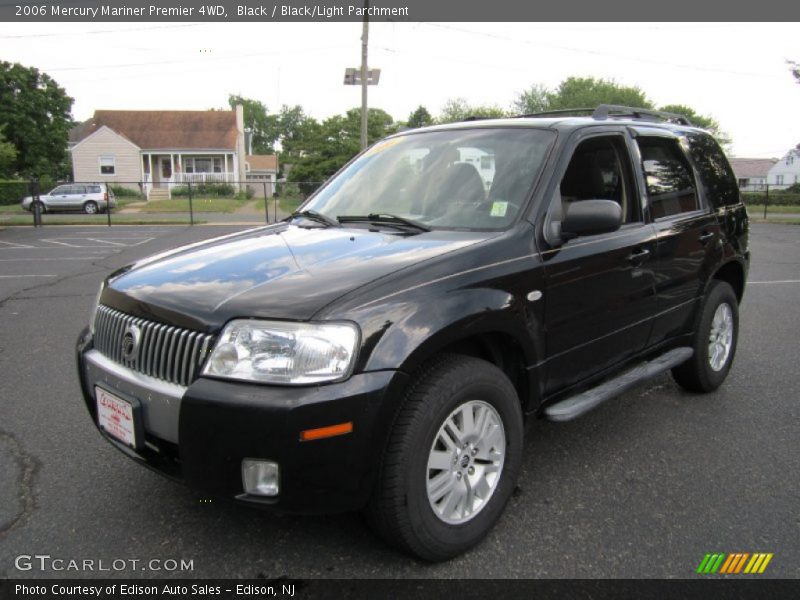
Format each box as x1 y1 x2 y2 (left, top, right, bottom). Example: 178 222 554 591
360 2 369 150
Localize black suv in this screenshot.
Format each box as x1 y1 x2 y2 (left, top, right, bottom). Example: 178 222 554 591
76 106 749 561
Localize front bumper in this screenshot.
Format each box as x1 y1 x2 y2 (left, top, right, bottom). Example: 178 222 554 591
76 328 406 514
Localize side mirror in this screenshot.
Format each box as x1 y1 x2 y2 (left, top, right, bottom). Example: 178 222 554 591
561 199 622 239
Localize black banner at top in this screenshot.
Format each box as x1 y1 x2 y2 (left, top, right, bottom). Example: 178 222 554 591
3 0 800 22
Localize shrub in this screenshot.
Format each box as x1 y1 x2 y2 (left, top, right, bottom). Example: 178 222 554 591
171 182 236 197
0 177 55 205
110 184 143 198
742 191 800 206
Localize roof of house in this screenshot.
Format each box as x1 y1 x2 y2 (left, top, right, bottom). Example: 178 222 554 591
728 158 778 179
70 110 238 150
246 154 278 171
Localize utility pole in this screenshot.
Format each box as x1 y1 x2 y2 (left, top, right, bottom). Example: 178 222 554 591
344 1 380 151
360 2 369 150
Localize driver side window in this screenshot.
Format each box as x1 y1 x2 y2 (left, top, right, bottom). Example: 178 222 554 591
559 135 640 224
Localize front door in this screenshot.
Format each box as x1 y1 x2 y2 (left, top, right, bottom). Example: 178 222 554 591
541 131 657 394
161 158 172 184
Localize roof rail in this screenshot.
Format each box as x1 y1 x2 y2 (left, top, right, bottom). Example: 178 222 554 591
592 104 693 126
515 108 595 119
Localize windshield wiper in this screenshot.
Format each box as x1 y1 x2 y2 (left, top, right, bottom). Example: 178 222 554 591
290 210 340 228
337 213 431 232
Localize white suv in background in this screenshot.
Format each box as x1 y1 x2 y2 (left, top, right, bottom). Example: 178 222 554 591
22 183 116 214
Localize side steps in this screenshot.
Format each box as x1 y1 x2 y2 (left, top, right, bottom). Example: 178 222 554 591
543 347 693 422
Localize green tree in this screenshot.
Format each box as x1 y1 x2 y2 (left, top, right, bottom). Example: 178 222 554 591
437 98 507 124
0 61 74 178
288 107 397 189
658 104 731 148
0 128 17 178
228 94 278 154
407 105 433 129
547 76 653 110
512 83 550 115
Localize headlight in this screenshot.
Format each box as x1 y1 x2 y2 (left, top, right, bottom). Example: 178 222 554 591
203 320 360 385
88 281 105 334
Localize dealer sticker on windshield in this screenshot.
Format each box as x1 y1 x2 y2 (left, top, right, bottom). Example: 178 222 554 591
490 201 508 217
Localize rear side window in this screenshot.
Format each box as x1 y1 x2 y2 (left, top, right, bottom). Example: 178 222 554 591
88 185 101 193
637 137 699 219
685 132 740 207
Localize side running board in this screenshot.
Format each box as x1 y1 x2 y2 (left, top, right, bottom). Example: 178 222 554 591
544 347 694 422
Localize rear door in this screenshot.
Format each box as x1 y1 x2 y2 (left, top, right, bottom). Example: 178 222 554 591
631 129 722 344
68 184 88 209
541 129 658 393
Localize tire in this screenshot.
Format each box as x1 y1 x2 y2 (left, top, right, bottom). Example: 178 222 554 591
83 201 98 214
672 280 739 393
366 354 523 561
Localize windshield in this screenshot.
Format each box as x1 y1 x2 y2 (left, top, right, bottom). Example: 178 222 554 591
301 127 554 230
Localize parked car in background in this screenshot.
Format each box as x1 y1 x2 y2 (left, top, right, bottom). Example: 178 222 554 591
22 183 116 214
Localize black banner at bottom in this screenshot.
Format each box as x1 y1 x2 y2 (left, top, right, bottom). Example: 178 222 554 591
2 579 800 600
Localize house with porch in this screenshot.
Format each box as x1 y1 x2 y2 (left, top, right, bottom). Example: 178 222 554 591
69 107 246 199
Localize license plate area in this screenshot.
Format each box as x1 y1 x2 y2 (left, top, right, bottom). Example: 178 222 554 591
95 385 144 450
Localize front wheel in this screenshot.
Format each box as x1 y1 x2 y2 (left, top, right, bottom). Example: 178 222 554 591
366 355 523 561
672 280 739 392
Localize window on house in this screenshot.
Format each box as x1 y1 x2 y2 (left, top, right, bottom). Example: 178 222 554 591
213 158 222 173
776 175 784 185
636 137 699 219
99 156 115 175
195 158 212 173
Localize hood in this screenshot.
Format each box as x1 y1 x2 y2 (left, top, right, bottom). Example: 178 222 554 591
103 223 490 331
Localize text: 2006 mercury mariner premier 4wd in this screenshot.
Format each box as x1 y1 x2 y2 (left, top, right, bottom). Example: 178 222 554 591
77 106 749 561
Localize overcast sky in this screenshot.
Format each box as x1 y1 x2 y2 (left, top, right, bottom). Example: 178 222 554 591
1 22 798 157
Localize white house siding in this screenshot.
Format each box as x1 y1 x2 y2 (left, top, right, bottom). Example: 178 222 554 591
767 147 800 189
71 127 141 192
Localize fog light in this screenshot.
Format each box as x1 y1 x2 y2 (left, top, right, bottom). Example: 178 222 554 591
242 459 280 497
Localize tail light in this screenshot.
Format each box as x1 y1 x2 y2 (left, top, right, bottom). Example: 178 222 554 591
104 192 109 201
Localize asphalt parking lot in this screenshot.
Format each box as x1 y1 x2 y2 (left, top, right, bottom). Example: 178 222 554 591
0 222 798 579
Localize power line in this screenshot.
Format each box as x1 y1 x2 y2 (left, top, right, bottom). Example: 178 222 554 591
0 24 201 39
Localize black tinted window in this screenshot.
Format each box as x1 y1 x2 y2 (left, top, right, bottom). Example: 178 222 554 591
637 137 698 219
685 132 739 207
560 136 639 223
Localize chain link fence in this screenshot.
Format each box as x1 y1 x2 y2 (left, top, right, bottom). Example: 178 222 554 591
0 179 323 227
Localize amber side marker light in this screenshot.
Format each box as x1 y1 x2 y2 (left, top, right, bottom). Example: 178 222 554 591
300 422 353 442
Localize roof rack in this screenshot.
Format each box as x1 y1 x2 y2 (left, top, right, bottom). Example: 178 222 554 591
515 108 596 119
592 104 693 126
516 105 693 126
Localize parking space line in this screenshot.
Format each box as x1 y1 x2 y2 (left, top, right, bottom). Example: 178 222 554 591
0 240 35 248
0 274 58 278
0 257 96 262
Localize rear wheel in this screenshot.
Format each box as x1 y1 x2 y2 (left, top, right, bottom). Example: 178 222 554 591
366 355 523 561
83 201 98 214
672 280 739 392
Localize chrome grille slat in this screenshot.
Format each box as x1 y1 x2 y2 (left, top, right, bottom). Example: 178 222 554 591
92 305 213 387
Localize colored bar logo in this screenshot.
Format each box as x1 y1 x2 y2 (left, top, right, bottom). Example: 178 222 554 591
697 553 773 574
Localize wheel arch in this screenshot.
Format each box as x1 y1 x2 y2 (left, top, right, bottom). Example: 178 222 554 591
710 259 746 303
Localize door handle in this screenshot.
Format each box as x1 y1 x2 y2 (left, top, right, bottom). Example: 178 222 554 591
627 248 650 263
699 231 715 244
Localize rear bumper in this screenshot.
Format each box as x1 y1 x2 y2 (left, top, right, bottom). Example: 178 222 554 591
76 328 407 514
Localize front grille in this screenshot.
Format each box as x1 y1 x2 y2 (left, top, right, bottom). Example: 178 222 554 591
93 305 214 387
